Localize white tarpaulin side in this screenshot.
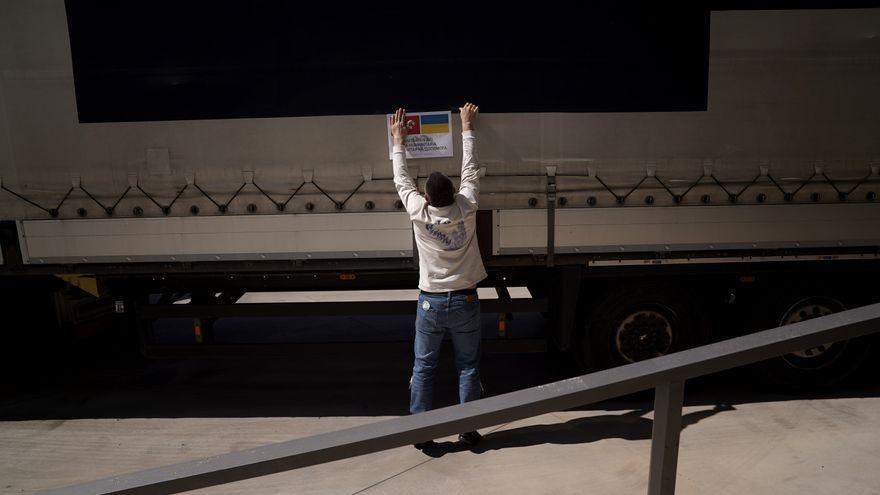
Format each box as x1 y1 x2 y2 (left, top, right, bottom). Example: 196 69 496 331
20 212 414 263
496 203 880 254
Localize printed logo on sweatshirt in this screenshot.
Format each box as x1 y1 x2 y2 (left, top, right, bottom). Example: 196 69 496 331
425 221 467 250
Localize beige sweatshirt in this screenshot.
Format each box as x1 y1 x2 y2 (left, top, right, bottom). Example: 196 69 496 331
392 130 488 292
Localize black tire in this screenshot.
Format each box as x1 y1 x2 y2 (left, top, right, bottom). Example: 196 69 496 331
577 282 708 371
757 294 873 391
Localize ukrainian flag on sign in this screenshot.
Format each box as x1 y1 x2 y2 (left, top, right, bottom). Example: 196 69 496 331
420 113 450 134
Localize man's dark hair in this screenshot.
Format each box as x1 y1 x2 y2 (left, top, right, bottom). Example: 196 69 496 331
425 171 455 207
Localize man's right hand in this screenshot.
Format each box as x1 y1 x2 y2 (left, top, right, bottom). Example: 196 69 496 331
391 108 410 147
459 102 479 132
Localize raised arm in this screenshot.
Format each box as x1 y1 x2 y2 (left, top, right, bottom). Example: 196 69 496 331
390 107 426 216
458 102 480 208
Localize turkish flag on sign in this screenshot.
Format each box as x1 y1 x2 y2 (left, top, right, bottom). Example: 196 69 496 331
404 115 421 134
389 114 421 135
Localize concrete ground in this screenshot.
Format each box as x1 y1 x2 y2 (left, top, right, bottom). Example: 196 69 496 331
4 394 880 494
2 295 879 495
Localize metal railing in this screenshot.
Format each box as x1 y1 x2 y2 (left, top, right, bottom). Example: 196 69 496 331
41 301 880 495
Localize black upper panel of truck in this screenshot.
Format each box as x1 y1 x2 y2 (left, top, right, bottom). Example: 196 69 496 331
64 1 710 122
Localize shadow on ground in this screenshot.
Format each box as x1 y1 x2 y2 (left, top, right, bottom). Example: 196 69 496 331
1 332 878 420
419 404 737 458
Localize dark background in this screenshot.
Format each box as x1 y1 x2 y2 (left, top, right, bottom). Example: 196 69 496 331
64 1 710 122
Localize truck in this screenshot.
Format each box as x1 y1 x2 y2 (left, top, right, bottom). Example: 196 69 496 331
1 3 878 389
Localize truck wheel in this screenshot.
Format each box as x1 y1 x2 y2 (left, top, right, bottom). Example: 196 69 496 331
758 295 872 390
578 283 706 371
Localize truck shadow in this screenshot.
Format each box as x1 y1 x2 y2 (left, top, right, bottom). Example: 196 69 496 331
418 404 736 458
1 342 878 420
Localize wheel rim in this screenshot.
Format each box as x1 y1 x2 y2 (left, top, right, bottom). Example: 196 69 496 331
780 297 847 369
614 308 674 363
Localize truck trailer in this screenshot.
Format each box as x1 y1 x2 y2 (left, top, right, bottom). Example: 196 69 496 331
1 3 879 389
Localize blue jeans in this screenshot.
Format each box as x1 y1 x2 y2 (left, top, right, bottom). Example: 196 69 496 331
410 292 482 414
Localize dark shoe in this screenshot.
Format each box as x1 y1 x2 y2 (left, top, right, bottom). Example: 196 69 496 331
458 431 482 446
413 440 437 450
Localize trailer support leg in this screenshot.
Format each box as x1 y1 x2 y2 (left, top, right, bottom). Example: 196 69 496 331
545 166 557 268
134 301 152 358
648 380 685 495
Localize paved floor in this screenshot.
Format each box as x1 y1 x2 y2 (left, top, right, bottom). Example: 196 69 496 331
3 394 880 495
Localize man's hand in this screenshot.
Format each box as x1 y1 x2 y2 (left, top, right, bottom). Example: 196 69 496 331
459 102 479 132
391 108 411 147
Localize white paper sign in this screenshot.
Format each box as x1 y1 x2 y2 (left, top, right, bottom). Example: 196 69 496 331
387 110 453 159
